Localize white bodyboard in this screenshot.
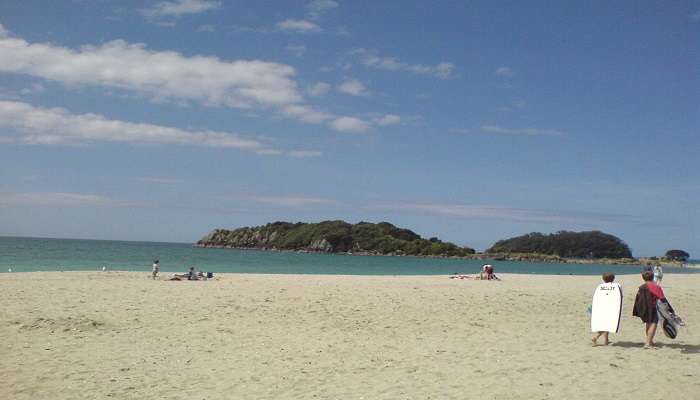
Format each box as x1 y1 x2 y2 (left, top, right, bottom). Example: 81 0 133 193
591 282 622 333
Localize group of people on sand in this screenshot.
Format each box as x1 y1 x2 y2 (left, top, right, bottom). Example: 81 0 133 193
591 264 683 350
169 266 206 281
450 264 500 280
151 260 209 281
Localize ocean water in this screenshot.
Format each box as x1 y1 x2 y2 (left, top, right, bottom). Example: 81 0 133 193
0 236 697 276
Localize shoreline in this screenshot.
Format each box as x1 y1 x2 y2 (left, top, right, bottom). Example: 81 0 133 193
194 244 689 268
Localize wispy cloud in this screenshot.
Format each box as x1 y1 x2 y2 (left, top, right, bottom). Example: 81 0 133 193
352 48 454 78
495 67 513 77
287 150 323 158
277 19 321 33
0 25 364 133
337 78 369 96
282 104 333 124
0 100 319 156
306 82 331 97
374 114 401 126
307 0 339 20
481 125 563 136
331 116 370 133
0 192 126 207
251 195 336 207
387 202 643 225
691 10 700 22
20 82 45 95
140 0 220 19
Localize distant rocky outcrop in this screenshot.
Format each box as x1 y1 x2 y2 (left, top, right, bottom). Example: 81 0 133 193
196 220 476 257
485 231 633 259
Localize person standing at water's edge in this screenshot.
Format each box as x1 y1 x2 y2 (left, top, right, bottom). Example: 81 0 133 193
633 271 665 349
152 260 160 280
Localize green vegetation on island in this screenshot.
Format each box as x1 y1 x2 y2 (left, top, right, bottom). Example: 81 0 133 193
664 249 690 262
197 220 476 257
485 231 633 259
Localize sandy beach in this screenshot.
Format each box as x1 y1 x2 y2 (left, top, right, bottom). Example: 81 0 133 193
1 271 698 400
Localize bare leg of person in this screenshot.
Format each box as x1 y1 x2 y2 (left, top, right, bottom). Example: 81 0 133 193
644 323 657 348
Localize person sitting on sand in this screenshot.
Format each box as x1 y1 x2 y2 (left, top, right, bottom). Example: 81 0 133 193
169 267 199 281
484 265 500 281
480 264 491 280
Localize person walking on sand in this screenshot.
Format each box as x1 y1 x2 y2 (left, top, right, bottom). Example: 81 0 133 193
653 263 663 286
633 271 666 349
591 272 620 346
152 260 160 280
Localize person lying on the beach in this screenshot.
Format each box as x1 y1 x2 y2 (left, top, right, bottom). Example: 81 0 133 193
449 274 477 280
449 270 501 281
169 267 203 281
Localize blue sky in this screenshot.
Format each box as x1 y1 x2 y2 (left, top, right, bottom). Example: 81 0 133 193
0 0 698 256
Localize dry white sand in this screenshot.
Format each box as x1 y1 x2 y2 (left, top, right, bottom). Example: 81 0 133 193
1 272 698 400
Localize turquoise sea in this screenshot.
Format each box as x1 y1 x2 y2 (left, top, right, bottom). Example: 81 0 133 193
1 236 697 276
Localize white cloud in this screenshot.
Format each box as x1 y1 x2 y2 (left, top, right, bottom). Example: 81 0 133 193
307 0 339 20
374 114 401 126
286 44 307 57
0 31 302 110
306 82 331 97
0 25 371 135
140 0 220 18
277 19 321 33
691 10 700 21
331 116 369 133
495 67 513 77
481 125 563 136
282 104 332 124
287 150 323 158
0 100 278 153
0 192 124 208
337 78 369 96
352 49 454 78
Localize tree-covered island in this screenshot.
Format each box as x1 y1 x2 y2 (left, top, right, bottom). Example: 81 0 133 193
197 223 688 266
196 220 476 257
486 231 633 259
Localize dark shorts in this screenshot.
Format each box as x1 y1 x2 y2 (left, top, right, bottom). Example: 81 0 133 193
645 310 659 324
